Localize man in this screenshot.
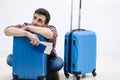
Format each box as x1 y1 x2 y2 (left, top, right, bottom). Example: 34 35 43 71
4 8 63 80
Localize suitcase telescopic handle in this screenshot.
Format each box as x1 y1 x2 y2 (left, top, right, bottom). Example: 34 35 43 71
70 0 82 31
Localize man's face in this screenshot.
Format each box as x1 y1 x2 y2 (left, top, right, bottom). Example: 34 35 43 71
32 13 47 27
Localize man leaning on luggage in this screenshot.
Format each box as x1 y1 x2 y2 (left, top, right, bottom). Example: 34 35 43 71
4 8 63 80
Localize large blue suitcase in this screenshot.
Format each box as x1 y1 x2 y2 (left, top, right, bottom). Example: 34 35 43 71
12 34 47 80
64 29 97 80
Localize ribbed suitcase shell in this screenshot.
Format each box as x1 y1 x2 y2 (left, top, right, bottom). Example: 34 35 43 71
12 34 47 79
64 30 96 74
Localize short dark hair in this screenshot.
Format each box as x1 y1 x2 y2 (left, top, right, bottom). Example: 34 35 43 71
34 8 51 24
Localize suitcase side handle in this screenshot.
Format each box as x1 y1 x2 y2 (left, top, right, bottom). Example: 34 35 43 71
73 40 78 65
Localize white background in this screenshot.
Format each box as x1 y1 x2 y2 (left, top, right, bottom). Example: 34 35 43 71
0 0 120 80
0 0 120 56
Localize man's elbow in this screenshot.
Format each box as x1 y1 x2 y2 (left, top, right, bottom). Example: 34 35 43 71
4 28 11 36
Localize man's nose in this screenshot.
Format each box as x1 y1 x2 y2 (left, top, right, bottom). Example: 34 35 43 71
33 19 38 24
33 20 38 26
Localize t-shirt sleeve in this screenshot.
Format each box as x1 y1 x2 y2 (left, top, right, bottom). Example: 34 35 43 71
49 25 58 41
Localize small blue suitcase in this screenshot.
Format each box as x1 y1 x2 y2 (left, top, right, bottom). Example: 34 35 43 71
12 34 47 80
64 0 97 80
64 29 97 79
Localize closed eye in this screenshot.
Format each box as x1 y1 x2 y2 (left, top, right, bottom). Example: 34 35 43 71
38 19 42 23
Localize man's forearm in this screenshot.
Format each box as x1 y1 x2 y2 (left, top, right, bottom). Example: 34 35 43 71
4 27 28 37
4 26 41 46
26 26 53 39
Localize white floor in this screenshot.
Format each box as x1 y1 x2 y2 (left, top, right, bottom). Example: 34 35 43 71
0 52 120 80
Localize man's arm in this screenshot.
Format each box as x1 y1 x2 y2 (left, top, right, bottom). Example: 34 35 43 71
4 26 28 36
4 27 40 46
25 25 54 39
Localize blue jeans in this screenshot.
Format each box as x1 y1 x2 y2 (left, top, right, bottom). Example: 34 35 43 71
7 54 63 73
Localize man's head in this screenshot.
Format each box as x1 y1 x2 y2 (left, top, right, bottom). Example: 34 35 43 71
32 8 51 27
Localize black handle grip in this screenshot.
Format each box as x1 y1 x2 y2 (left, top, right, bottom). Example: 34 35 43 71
72 29 86 32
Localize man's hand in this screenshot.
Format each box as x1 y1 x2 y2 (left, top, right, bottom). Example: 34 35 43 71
26 32 40 46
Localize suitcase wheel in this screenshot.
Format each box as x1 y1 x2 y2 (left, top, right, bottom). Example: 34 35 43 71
12 75 19 80
64 70 69 78
76 76 80 80
92 69 97 77
74 72 80 80
37 76 46 80
73 75 80 80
